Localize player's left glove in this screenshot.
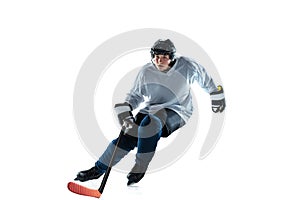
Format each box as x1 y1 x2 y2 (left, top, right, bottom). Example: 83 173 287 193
210 85 226 113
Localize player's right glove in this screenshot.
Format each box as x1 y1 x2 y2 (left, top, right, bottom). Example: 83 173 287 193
114 102 135 131
210 85 226 113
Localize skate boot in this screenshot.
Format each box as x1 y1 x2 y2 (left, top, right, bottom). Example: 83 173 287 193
127 164 146 186
74 166 104 182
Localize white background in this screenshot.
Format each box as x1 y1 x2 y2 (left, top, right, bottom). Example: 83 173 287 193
1 0 300 200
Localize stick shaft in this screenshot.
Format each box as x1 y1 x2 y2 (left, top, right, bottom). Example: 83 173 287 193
98 129 124 193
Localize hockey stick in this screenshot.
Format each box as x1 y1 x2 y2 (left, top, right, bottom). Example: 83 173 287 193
68 127 126 198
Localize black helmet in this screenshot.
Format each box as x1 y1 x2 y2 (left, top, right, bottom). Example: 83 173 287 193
150 39 176 60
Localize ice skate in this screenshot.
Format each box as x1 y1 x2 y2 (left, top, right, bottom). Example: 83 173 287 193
127 164 146 186
74 166 104 182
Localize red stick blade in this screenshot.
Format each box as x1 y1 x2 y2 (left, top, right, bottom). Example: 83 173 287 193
67 182 101 198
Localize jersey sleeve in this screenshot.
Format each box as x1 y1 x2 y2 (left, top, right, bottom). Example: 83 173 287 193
125 69 145 110
190 59 218 94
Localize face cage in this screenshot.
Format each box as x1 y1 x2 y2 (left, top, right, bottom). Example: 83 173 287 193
150 49 175 60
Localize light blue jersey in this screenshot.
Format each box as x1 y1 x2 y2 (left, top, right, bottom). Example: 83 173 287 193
125 56 218 123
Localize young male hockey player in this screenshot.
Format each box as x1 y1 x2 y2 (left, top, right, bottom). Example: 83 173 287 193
74 39 226 186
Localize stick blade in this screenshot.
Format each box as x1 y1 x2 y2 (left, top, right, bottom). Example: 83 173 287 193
67 182 101 198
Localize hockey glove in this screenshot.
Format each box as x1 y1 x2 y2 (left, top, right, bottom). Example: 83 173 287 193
210 85 226 113
114 102 135 131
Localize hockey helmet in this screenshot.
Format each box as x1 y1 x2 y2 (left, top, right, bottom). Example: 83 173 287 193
150 39 176 60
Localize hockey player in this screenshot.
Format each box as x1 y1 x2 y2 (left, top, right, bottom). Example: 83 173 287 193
74 39 226 186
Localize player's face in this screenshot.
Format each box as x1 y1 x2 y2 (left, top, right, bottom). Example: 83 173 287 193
153 54 171 72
